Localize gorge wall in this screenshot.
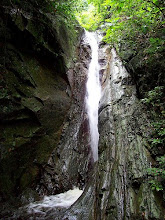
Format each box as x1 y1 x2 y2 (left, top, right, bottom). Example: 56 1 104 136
0 0 85 207
0 0 164 219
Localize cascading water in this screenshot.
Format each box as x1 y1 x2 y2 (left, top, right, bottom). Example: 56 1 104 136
26 188 83 214
85 31 101 162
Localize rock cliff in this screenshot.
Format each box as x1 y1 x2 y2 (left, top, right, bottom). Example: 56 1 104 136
0 0 84 210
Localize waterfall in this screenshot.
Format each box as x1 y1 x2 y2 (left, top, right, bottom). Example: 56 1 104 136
85 31 101 162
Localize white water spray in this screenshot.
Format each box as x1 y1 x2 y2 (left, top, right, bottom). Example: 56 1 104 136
85 31 101 162
27 188 83 214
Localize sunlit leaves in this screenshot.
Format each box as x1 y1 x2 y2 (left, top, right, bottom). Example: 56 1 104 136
75 0 164 60
75 2 104 30
153 0 159 5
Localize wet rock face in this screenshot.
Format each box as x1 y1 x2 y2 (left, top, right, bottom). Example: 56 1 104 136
96 48 164 220
117 43 165 98
0 0 82 204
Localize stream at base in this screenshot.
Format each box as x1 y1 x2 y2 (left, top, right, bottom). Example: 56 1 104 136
26 188 83 215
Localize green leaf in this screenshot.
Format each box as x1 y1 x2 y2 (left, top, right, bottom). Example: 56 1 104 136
153 0 159 5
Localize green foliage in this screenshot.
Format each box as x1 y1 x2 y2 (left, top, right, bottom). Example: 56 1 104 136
75 3 103 30
147 37 165 54
50 0 77 18
142 86 165 151
142 86 165 191
74 0 164 62
142 86 164 104
11 0 79 19
102 0 164 47
74 0 110 30
148 179 163 191
147 156 165 191
141 86 164 118
76 0 164 65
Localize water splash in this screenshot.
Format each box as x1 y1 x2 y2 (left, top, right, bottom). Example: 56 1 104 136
27 188 83 214
85 31 101 162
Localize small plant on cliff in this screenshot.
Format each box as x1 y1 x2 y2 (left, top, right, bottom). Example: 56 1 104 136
141 86 165 191
141 86 164 115
147 156 165 191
